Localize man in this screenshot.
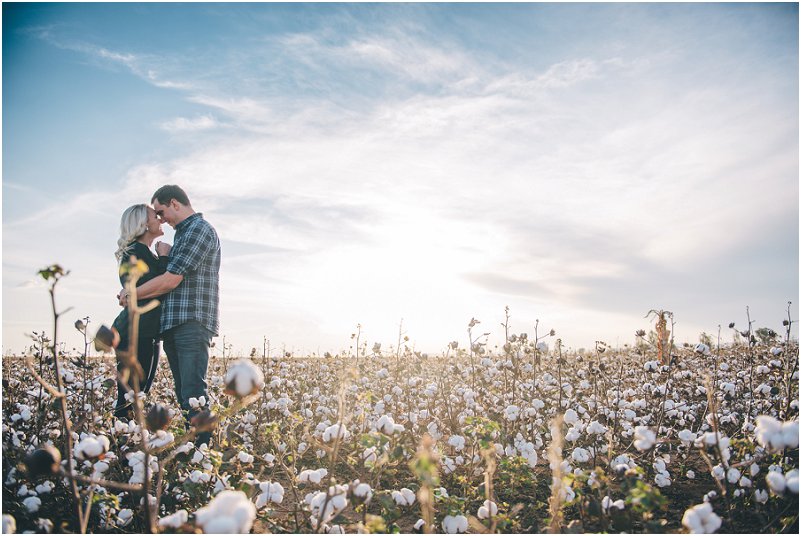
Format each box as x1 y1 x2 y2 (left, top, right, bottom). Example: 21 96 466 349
120 185 220 446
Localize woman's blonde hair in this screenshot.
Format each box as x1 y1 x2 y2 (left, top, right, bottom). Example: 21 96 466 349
115 204 149 262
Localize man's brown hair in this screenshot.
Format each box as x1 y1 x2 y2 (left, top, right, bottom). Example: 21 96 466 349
152 185 190 206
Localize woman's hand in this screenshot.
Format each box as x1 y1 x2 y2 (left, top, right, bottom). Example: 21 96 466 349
155 241 172 257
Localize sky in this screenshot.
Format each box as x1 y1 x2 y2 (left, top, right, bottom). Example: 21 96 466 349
3 2 799 357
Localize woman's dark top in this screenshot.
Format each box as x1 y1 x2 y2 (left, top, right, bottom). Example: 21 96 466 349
112 242 169 342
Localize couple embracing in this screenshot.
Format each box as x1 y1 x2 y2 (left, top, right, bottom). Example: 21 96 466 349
112 185 220 447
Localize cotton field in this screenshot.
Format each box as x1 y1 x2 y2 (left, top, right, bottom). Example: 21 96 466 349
2 316 798 534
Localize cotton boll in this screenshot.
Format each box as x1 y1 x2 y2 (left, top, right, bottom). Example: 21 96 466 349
2 515 16 534
442 457 457 475
189 470 211 484
477 500 498 519
362 447 378 467
255 481 285 507
442 515 469 534
195 490 256 533
726 468 741 484
298 468 328 484
711 465 725 481
158 510 188 529
126 451 159 485
586 421 607 435
558 482 576 503
22 497 41 513
74 435 110 461
189 396 207 409
755 415 783 451
565 426 581 442
703 491 717 503
719 382 735 396
785 469 798 494
766 471 786 495
352 482 373 503
633 426 656 451
146 430 174 449
563 409 579 425
34 481 54 495
391 488 416 506
678 429 696 447
117 509 134 527
224 360 265 398
114 420 129 434
682 502 722 534
376 415 401 435
571 448 590 463
308 485 348 524
504 405 520 421
781 421 799 449
322 424 349 443
754 383 772 396
191 450 205 464
602 496 625 512
654 471 671 487
448 435 466 451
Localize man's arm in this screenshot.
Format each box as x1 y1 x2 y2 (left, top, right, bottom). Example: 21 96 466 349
120 271 183 304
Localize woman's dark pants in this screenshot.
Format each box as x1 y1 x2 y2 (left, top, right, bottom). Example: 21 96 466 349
114 338 160 419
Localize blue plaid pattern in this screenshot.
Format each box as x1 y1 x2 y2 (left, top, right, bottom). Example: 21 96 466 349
161 213 220 336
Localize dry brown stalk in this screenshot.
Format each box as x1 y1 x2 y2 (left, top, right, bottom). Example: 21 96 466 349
547 414 566 533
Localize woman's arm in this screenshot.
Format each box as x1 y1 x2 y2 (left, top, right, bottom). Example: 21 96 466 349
119 271 183 305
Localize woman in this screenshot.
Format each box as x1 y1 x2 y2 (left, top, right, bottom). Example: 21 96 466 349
112 204 169 419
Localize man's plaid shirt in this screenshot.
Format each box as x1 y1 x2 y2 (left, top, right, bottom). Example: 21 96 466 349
161 213 220 336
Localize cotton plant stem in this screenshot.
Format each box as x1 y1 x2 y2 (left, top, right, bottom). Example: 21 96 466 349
80 485 95 534
67 471 144 492
546 415 565 533
484 448 498 533
122 273 159 534
25 358 66 399
47 278 85 531
315 370 350 533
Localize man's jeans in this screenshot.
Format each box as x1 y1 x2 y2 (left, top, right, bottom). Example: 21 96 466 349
162 320 212 445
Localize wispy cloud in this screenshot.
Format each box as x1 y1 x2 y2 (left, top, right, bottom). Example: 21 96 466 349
24 26 194 92
186 95 272 124
342 35 478 85
160 114 220 133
